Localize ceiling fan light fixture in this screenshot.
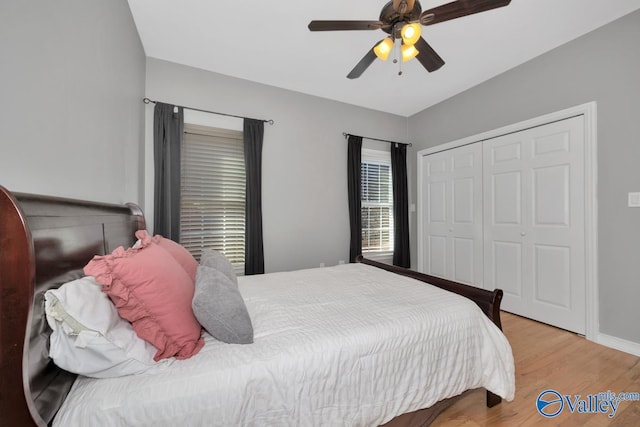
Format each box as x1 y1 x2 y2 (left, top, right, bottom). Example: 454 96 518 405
373 37 394 60
308 0 514 78
400 23 421 45
401 43 419 62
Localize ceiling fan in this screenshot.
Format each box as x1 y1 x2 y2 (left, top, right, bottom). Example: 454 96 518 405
308 0 512 79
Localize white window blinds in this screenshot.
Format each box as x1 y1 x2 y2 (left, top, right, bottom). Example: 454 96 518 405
361 148 394 254
180 124 245 274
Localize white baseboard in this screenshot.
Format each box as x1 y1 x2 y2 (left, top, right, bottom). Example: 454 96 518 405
596 333 640 357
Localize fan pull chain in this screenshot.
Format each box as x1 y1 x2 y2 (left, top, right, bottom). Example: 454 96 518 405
389 34 403 76
395 39 403 76
392 38 398 65
392 37 399 75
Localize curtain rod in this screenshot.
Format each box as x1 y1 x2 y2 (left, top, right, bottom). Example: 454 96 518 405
143 98 274 125
343 132 412 147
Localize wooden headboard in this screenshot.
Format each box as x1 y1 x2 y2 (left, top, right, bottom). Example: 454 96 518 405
0 186 145 426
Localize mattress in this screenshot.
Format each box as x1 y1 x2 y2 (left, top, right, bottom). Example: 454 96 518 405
53 263 515 426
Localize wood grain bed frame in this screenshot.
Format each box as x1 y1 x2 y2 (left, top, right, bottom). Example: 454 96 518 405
0 186 503 426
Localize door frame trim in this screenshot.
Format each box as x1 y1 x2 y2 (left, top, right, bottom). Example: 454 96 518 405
417 102 598 341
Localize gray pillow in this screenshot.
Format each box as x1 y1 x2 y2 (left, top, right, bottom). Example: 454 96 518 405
192 265 253 344
199 249 238 286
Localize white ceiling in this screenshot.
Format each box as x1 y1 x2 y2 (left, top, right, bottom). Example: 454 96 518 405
127 0 640 117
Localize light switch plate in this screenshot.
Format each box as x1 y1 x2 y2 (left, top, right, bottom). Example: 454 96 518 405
628 192 640 207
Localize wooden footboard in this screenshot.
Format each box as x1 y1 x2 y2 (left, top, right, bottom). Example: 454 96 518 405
356 255 504 408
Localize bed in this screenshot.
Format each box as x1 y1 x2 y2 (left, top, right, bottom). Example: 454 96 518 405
0 186 514 426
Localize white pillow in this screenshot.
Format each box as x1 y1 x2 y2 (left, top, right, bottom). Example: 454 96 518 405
44 276 172 378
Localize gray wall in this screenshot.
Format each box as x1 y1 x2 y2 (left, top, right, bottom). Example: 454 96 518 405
145 58 408 273
6 0 636 346
0 0 146 204
408 10 640 345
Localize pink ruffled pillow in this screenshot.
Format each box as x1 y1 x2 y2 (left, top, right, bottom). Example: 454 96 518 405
84 240 204 361
134 230 198 282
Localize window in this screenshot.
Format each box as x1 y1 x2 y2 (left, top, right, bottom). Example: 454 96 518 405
361 148 394 254
180 123 245 274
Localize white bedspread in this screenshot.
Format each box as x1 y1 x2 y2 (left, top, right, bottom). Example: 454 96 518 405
54 263 515 426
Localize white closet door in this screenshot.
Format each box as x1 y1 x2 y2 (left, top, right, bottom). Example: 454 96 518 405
419 143 483 286
483 116 586 334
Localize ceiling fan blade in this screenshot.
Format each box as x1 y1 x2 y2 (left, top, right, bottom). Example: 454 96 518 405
308 20 384 31
414 37 445 72
421 0 511 25
346 45 379 79
393 0 416 14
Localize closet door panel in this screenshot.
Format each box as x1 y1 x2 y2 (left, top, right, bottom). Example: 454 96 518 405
492 240 523 297
534 164 570 226
419 144 483 286
534 244 571 308
483 116 585 334
423 154 452 278
427 235 447 277
491 171 522 225
453 237 475 284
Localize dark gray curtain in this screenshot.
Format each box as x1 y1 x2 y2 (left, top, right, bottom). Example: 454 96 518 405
153 102 184 241
347 135 363 262
243 119 265 275
391 143 410 268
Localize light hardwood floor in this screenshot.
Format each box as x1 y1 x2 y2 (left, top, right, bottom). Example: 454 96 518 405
432 312 640 426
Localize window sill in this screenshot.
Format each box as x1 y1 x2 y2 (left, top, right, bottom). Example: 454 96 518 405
362 251 393 265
